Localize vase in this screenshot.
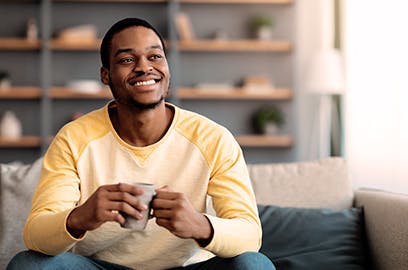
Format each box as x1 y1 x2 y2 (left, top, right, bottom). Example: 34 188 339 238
0 111 22 138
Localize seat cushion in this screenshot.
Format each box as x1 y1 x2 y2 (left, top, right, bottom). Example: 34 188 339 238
258 204 371 270
248 158 353 210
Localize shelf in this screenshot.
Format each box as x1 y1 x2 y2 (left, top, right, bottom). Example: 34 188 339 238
177 40 292 52
179 0 291 3
50 87 112 99
53 0 166 2
0 38 41 50
50 38 170 51
0 87 42 99
177 87 292 100
236 134 293 147
0 136 42 148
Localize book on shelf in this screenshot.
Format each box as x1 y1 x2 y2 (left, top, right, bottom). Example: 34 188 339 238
174 12 195 41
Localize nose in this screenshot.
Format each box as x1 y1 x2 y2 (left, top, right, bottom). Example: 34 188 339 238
134 57 152 73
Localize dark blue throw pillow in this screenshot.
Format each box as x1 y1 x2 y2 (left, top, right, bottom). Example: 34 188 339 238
258 205 370 270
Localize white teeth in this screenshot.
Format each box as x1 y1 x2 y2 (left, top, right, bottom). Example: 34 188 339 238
134 79 156 86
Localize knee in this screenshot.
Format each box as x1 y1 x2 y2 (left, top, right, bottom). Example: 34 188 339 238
7 250 43 270
231 252 275 270
6 250 83 270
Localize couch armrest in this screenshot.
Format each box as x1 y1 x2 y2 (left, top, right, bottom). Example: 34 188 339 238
354 189 408 270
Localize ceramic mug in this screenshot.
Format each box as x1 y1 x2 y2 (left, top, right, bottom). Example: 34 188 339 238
121 182 156 231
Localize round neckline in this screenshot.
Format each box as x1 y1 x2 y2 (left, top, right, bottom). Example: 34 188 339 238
104 101 178 151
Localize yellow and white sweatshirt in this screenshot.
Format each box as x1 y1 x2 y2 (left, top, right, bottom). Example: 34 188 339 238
24 102 261 270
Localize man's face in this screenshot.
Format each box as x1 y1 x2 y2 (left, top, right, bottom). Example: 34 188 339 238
101 26 170 109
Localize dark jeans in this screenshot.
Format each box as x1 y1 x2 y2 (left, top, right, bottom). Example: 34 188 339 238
7 250 275 270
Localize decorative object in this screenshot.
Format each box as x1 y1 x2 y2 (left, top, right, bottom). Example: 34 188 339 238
250 15 275 40
0 111 22 139
26 18 38 41
194 82 235 94
56 24 97 44
212 29 228 41
252 106 284 135
174 12 195 41
0 71 11 90
67 80 102 94
242 75 274 93
305 48 344 158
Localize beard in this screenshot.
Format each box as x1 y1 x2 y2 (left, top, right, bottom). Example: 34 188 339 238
109 81 167 111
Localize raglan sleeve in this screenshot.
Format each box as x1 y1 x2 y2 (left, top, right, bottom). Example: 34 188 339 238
23 126 85 255
201 127 262 257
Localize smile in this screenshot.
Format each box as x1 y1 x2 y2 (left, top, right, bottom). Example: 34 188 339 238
131 79 159 86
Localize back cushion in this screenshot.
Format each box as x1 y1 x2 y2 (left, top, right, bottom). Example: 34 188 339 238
0 158 43 269
248 158 353 210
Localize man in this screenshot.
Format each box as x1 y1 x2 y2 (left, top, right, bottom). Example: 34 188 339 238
7 18 275 270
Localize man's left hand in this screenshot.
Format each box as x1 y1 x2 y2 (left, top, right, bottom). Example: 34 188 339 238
151 186 213 245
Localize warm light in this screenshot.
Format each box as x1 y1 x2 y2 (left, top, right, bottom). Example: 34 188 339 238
305 48 344 95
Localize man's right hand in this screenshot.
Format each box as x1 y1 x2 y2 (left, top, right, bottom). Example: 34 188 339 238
66 183 147 237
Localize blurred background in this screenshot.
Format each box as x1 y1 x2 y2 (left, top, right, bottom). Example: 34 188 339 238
0 0 407 194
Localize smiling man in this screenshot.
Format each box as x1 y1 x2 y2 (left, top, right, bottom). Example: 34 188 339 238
7 18 275 270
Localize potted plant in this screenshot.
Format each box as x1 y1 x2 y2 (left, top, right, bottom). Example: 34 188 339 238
253 106 284 135
250 15 275 40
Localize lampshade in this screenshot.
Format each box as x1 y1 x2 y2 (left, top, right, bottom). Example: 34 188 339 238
305 48 345 94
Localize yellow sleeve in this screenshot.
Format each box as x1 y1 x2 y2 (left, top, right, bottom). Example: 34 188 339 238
24 127 85 255
202 129 262 257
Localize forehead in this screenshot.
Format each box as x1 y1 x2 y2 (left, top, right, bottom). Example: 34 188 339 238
110 26 163 52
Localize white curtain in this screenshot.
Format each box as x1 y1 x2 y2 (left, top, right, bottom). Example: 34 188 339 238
344 0 408 193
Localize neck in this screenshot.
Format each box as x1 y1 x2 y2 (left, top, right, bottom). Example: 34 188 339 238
109 101 174 147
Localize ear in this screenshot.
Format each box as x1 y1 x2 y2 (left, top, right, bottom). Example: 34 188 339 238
100 67 110 85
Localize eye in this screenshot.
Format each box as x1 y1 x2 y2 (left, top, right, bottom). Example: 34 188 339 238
149 54 163 61
119 57 134 64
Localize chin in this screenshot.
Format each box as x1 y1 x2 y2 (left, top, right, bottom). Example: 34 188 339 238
129 95 165 110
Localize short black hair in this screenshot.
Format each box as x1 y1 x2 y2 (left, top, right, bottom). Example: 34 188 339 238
100 18 166 69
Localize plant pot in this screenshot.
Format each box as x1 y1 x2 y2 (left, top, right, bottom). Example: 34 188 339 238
264 122 279 135
256 26 273 40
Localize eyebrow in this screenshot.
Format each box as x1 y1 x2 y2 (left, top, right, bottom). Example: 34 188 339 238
114 45 163 57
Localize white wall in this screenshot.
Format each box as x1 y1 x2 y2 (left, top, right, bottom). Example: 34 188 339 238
344 0 408 193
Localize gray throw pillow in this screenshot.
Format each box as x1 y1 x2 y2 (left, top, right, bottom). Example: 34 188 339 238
258 204 371 270
0 158 43 269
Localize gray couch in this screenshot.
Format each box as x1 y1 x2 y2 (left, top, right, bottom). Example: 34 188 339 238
1 157 407 269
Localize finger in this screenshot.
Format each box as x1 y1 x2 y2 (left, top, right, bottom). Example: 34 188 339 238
151 197 177 209
106 201 144 220
105 191 148 211
152 209 174 219
155 217 172 230
105 209 126 225
155 185 173 193
102 183 145 196
154 190 181 200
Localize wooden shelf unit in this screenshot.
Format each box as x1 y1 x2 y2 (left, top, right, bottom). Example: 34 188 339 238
0 136 42 148
179 0 292 4
236 134 293 147
0 87 42 99
50 87 112 99
0 0 295 160
177 87 293 100
177 40 292 52
0 38 41 50
50 39 101 50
